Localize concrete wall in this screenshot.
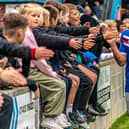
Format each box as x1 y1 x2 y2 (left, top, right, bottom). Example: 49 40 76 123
0 58 127 129
90 58 127 129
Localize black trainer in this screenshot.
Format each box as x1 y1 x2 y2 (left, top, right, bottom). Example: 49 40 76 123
93 104 108 116
69 111 85 124
83 108 96 122
88 104 99 116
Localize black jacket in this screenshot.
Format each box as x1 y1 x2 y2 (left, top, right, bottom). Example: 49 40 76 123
89 34 110 58
55 24 90 36
32 28 71 50
39 26 72 38
0 38 31 77
0 33 37 91
0 28 32 61
0 38 31 62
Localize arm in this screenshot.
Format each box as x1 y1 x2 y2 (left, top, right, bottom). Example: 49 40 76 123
33 29 70 50
55 25 90 36
108 39 126 66
0 38 32 60
33 29 82 50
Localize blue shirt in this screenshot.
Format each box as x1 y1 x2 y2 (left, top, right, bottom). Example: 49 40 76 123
120 30 129 92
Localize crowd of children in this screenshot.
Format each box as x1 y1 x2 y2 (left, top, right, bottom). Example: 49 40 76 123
0 0 128 129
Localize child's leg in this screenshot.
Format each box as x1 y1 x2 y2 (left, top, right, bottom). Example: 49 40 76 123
28 68 66 116
77 64 97 108
67 74 80 108
89 67 100 106
65 67 93 123
60 76 72 113
0 94 13 129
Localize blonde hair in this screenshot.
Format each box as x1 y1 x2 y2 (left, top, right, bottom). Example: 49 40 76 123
42 7 50 22
123 18 129 24
19 3 43 26
104 19 115 27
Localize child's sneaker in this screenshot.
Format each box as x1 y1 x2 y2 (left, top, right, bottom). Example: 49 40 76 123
55 114 71 128
41 117 63 129
58 113 71 127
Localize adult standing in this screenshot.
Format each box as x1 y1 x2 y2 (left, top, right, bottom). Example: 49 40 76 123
107 30 129 115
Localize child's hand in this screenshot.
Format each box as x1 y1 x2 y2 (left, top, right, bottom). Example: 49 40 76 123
60 69 66 76
89 27 99 36
53 72 59 79
33 88 40 100
35 47 54 60
83 38 95 50
64 61 72 68
0 57 8 68
93 61 99 68
0 67 27 86
0 93 4 108
70 38 82 49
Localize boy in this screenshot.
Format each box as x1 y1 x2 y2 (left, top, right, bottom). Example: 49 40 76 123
0 13 54 129
2 13 40 97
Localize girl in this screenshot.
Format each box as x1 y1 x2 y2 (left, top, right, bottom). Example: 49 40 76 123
20 5 69 129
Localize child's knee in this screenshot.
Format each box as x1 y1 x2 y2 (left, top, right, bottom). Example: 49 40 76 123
56 79 66 91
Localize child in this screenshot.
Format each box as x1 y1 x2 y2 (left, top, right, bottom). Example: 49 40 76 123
42 5 80 110
0 13 53 129
20 5 69 129
43 3 97 126
2 13 40 99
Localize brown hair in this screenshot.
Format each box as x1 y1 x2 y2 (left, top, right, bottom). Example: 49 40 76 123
44 0 63 12
62 4 69 16
3 13 28 37
43 4 59 20
64 3 76 12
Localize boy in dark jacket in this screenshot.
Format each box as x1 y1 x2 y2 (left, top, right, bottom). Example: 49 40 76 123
40 4 97 126
2 13 41 97
44 1 98 36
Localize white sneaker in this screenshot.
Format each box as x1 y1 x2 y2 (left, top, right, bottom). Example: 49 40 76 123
55 113 71 128
59 113 71 126
41 117 63 129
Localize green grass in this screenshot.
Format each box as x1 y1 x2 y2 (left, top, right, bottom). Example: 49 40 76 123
110 113 129 129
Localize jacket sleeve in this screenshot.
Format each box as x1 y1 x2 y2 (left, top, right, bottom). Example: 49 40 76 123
0 38 31 61
95 34 110 48
32 29 70 50
55 25 90 36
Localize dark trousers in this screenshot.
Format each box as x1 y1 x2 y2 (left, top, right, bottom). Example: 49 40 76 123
89 67 100 105
66 65 93 112
0 94 13 129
